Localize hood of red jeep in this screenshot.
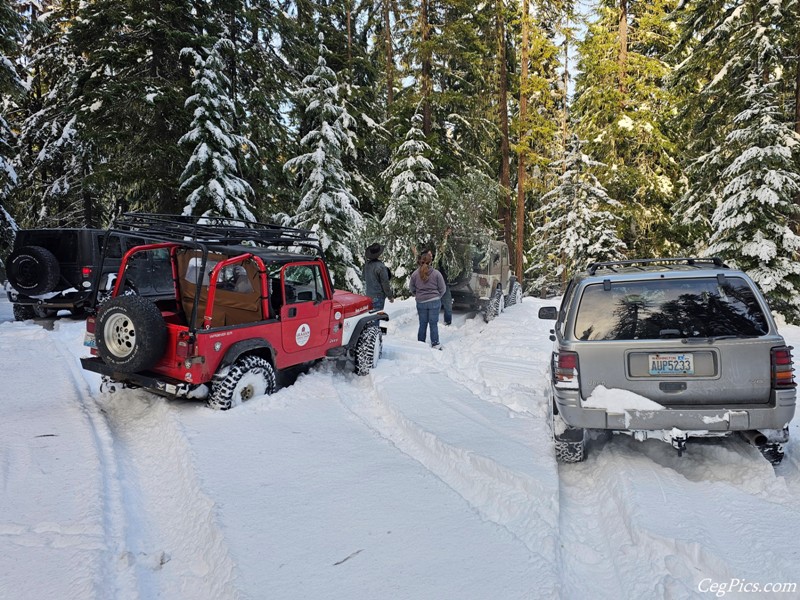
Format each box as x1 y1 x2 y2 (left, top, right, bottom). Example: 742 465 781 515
333 290 373 318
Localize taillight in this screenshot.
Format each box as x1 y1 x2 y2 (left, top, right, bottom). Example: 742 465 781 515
176 332 194 363
771 346 796 389
86 316 96 334
81 266 93 278
553 351 579 389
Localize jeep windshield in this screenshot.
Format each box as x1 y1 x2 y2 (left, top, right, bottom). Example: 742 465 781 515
573 277 769 341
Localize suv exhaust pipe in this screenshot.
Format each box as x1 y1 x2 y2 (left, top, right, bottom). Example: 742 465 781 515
741 430 768 447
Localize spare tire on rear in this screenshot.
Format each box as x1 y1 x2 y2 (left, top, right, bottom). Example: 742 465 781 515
7 245 60 295
96 295 167 373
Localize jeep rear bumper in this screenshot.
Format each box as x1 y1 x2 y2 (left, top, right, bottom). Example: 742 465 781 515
7 289 90 310
554 388 796 433
81 357 204 399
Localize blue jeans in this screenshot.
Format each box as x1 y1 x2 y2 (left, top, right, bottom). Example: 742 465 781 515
372 296 386 311
416 299 441 345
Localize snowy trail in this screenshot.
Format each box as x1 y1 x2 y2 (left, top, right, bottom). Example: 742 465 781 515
92 389 240 600
0 319 134 600
329 302 566 590
3 296 800 599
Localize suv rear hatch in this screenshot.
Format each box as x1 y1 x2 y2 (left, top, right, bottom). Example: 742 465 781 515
569 275 778 406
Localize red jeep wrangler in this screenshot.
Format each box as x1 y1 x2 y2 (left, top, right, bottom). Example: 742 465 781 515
81 214 388 409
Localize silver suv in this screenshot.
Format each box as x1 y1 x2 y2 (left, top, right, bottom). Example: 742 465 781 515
538 258 796 465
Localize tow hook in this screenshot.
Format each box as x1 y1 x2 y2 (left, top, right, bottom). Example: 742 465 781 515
671 435 688 457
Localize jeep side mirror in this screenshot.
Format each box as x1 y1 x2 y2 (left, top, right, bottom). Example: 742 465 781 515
538 306 557 320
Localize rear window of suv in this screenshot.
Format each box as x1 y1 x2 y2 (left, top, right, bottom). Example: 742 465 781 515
573 276 769 341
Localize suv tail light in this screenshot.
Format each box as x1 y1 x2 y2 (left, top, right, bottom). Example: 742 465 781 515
86 316 96 334
553 351 579 389
771 346 796 389
81 266 93 278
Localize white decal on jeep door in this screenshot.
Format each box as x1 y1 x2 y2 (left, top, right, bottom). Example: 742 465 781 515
295 323 311 346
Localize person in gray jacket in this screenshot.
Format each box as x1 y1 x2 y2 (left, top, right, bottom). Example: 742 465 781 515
364 243 394 310
409 250 446 348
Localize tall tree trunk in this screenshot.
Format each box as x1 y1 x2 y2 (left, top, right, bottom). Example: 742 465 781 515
618 0 628 98
795 39 800 135
421 0 432 136
515 0 529 277
497 0 512 251
562 34 569 167
384 0 394 106
347 1 353 66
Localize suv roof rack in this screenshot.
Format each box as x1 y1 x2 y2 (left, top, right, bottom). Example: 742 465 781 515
109 213 323 254
587 257 727 276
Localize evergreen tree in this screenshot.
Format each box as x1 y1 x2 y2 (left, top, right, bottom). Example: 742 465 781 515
14 0 100 228
69 0 200 213
671 0 798 247
572 0 681 257
179 41 256 221
283 34 364 293
381 112 440 282
528 135 627 293
707 72 800 320
0 0 23 250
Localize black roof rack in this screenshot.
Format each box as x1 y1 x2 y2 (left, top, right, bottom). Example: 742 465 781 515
109 213 323 255
587 257 727 276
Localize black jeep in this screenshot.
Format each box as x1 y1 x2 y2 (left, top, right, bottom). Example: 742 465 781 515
5 228 173 320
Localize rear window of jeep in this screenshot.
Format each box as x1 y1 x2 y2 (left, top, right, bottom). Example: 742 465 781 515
573 277 769 341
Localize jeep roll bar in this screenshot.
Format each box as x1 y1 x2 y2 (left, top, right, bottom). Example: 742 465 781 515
587 257 728 276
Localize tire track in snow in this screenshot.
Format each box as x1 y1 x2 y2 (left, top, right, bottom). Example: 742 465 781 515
48 325 142 600
556 434 800 598
95 389 240 600
332 367 562 590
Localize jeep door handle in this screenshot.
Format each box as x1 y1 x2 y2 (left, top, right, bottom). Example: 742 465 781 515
288 307 297 318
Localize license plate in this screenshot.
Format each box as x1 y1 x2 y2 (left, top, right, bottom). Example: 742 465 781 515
649 353 693 375
83 333 96 348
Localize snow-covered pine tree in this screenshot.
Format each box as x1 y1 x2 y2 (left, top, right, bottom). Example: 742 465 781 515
381 112 440 284
707 72 800 320
0 0 23 249
572 0 681 257
179 40 256 222
15 1 100 228
528 135 627 294
283 34 364 293
670 0 798 247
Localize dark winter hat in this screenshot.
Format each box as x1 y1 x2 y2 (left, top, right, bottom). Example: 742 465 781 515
366 243 383 260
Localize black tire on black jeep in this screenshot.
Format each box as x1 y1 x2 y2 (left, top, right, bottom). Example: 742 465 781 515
13 304 36 321
354 324 382 376
96 295 167 373
8 245 61 295
208 355 277 410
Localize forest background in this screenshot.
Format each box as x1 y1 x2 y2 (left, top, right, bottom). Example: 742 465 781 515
1 0 800 319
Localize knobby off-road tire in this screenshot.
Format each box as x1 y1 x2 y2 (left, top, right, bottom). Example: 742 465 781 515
354 325 382 376
484 287 505 323
13 304 35 321
96 295 167 373
8 245 60 295
208 355 277 410
551 402 586 464
506 281 523 307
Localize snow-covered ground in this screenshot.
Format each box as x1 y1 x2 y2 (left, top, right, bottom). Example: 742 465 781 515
1 293 800 600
